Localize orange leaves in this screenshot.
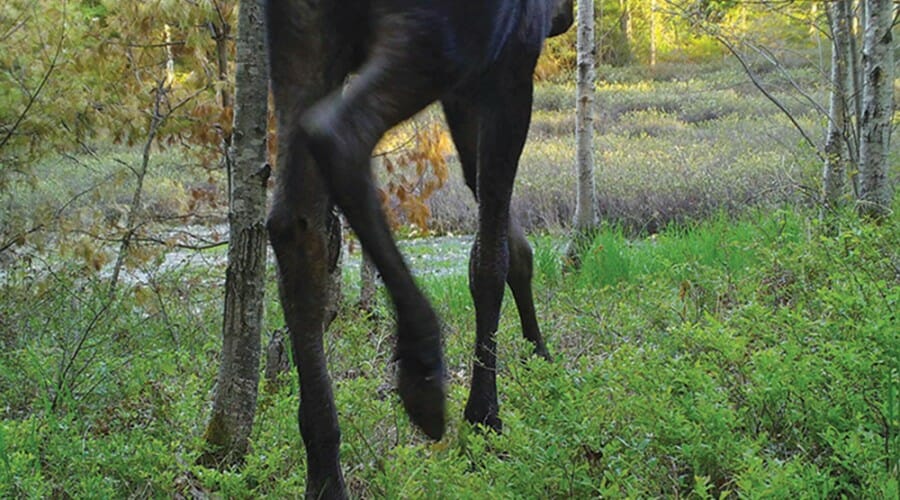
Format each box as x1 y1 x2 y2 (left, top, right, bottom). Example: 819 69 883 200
189 102 233 145
266 94 278 166
264 106 450 234
74 239 110 272
374 117 452 234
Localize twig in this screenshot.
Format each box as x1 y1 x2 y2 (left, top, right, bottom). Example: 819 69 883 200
108 78 168 296
0 5 33 43
742 40 830 119
662 0 825 161
0 170 119 255
131 236 229 251
714 33 825 162
52 298 112 410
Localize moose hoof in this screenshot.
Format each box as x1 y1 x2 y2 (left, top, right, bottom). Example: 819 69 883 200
397 356 446 440
533 345 552 362
464 405 503 434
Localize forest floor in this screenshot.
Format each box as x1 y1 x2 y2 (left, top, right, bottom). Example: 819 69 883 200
1 65 898 497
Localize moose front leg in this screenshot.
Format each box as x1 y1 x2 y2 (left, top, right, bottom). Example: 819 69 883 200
300 12 455 440
267 137 346 499
463 72 537 433
264 2 354 497
443 97 550 363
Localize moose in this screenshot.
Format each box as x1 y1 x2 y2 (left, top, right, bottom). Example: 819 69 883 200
263 0 574 497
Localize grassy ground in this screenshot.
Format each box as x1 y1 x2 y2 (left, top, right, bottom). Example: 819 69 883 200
1 200 898 497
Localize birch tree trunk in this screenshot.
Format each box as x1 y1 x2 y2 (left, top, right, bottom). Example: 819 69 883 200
566 0 597 265
199 0 270 467
848 1 864 168
857 0 894 220
822 0 852 215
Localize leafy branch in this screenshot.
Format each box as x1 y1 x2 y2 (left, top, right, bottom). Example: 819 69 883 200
0 7 65 153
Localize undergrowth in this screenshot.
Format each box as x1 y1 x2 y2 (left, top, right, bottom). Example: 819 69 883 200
1 200 897 497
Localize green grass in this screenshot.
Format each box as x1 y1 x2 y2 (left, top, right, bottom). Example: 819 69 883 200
2 200 897 497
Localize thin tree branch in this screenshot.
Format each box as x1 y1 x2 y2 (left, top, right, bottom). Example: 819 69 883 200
108 78 168 295
742 40 831 118
0 5 33 43
52 298 112 411
713 33 825 162
0 170 119 255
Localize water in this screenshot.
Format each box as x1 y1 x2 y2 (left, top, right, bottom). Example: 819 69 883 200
0 223 475 287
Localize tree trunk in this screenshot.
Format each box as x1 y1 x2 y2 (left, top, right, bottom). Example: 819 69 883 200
649 0 658 67
264 328 290 393
164 24 176 86
823 0 852 215
199 0 270 468
566 0 597 266
212 20 232 112
846 2 863 177
619 0 633 64
849 2 865 156
211 13 233 164
857 0 894 220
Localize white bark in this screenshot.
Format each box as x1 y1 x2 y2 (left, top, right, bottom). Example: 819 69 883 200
857 0 894 219
201 0 270 467
566 0 597 266
823 0 852 213
573 0 597 232
848 1 864 166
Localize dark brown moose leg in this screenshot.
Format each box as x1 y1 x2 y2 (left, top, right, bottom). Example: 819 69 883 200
264 3 353 499
453 74 537 433
299 13 456 441
442 98 550 362
507 219 551 360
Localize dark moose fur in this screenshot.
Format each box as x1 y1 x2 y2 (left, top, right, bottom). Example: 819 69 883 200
263 1 573 497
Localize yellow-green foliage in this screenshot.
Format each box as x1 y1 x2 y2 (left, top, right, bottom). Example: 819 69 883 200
535 0 821 80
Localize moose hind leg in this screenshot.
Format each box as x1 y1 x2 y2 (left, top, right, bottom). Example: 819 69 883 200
267 132 346 499
264 2 352 496
507 219 550 360
443 97 549 362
